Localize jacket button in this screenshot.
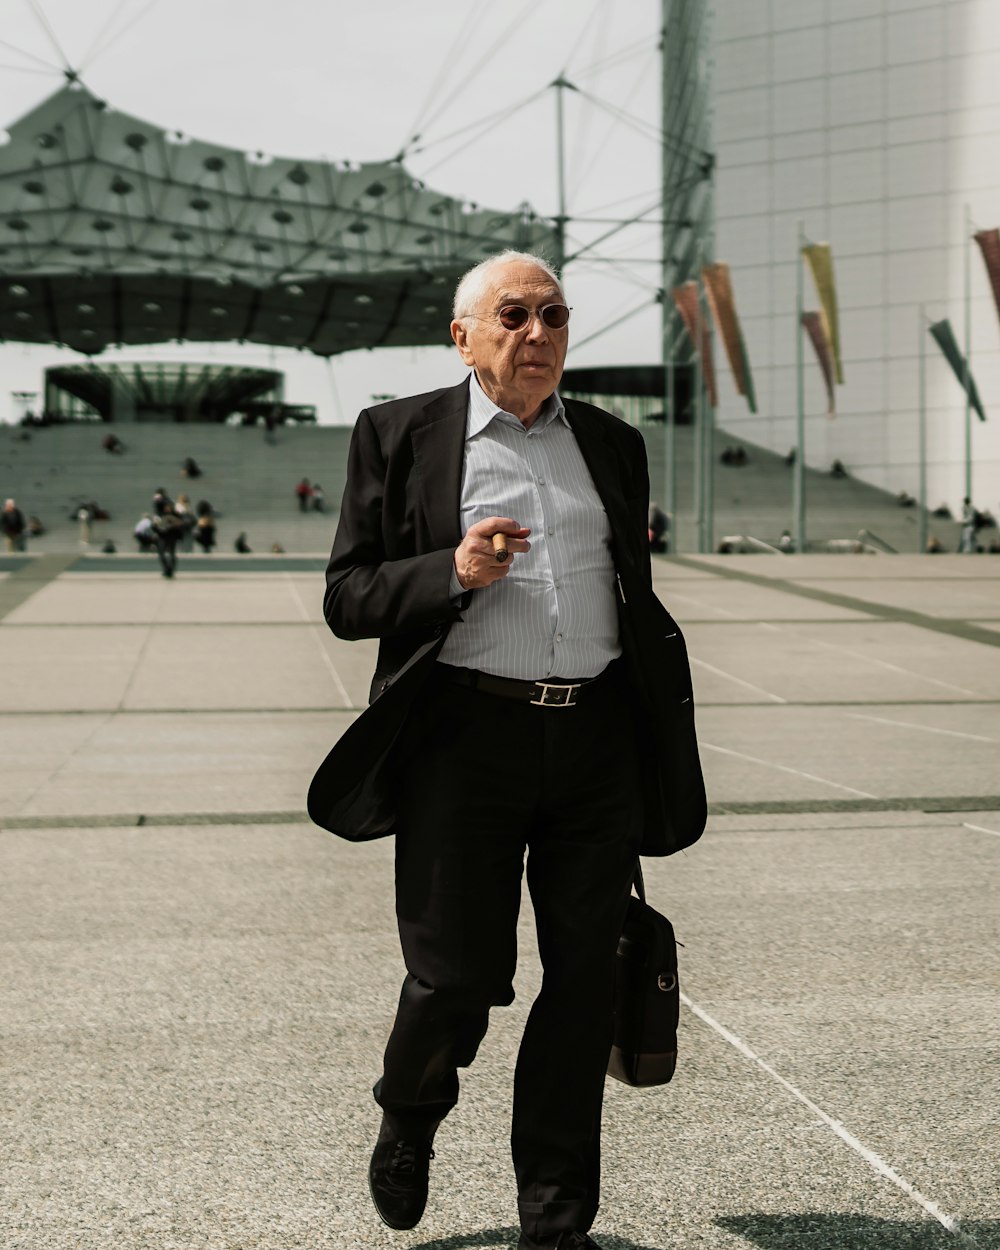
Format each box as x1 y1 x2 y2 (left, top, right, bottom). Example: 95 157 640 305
380 679 392 693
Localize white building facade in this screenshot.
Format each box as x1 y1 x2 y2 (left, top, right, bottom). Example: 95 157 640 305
712 0 1000 524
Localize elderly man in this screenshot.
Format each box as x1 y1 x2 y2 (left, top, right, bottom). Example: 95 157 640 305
309 251 705 1250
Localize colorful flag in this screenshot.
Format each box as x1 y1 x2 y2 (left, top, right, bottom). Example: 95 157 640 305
801 243 843 384
928 318 986 421
801 311 836 417
671 280 718 407
701 262 757 413
974 228 1000 330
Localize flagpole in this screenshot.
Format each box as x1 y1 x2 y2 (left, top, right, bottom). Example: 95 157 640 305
963 204 972 503
694 242 705 553
703 272 715 555
795 223 806 551
918 303 928 554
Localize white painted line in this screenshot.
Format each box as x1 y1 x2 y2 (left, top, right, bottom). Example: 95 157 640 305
847 713 997 744
804 636 981 698
664 589 739 618
680 992 972 1242
691 658 787 704
286 576 353 708
700 741 877 798
962 822 1000 839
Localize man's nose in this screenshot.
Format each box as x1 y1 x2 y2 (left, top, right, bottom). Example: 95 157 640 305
524 313 549 342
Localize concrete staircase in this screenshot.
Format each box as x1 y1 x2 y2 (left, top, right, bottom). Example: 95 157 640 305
1 419 961 555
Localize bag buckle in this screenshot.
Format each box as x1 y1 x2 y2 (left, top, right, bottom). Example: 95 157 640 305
530 681 580 708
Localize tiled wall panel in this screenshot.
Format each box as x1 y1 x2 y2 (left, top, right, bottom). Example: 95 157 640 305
712 0 1000 513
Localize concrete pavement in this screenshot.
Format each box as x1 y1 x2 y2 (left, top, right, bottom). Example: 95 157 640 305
1 553 998 1249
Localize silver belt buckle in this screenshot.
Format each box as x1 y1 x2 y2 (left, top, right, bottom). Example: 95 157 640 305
530 681 580 708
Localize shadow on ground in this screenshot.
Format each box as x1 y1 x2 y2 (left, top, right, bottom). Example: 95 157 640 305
717 1213 999 1249
408 1229 670 1250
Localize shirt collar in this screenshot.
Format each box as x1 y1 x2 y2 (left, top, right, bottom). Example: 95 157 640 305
466 369 567 438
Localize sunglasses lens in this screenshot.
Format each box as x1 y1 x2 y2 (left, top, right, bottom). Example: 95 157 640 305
498 306 530 330
542 304 570 329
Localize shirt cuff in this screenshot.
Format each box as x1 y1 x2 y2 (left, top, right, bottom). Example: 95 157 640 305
448 566 464 599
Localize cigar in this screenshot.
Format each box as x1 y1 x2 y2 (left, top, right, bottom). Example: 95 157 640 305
492 532 510 563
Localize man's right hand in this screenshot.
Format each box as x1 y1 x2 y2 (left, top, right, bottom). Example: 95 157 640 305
454 516 531 590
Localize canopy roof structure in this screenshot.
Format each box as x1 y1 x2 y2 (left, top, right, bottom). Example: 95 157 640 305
0 83 557 357
44 360 294 423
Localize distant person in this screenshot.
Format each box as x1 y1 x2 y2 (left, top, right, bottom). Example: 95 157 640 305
175 493 196 551
647 502 669 553
76 503 94 545
133 514 155 552
778 529 794 552
152 488 171 517
27 515 45 538
932 502 952 519
784 447 796 466
234 532 252 553
896 491 916 507
830 459 847 479
271 541 286 553
101 539 117 554
312 483 327 513
295 478 313 513
959 497 977 553
926 536 944 554
181 456 202 479
194 513 217 553
2 498 27 552
153 505 185 578
102 432 125 455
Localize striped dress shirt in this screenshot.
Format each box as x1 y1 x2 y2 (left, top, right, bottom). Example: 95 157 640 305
437 371 621 680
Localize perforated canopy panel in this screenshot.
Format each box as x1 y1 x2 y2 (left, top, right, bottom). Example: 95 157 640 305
0 83 556 356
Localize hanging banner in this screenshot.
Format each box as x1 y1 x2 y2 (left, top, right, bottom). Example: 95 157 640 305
671 280 718 407
928 318 987 421
801 311 836 417
974 228 1000 329
801 242 844 384
701 262 758 413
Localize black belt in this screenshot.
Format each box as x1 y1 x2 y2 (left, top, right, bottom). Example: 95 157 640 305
439 663 611 709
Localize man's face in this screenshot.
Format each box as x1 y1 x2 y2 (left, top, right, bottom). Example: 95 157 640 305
450 261 568 420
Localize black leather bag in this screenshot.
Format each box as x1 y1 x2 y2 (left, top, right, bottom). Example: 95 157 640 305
608 864 679 1087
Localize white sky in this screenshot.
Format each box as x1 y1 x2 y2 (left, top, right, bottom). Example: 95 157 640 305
0 0 665 423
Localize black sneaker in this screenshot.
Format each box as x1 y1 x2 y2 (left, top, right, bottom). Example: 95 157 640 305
367 1120 435 1230
518 1233 603 1250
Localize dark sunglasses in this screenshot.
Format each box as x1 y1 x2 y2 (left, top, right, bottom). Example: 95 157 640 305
490 303 572 331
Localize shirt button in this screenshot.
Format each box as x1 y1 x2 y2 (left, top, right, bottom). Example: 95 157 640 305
555 633 563 642
547 526 554 535
538 477 546 485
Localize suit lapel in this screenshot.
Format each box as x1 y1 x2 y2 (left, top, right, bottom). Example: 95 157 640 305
410 377 470 552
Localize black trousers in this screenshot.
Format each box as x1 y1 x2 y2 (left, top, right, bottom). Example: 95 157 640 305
375 665 643 1240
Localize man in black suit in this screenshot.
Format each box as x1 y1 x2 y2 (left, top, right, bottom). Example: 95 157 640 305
309 252 705 1250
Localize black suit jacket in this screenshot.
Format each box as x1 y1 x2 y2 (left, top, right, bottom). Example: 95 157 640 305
307 378 706 857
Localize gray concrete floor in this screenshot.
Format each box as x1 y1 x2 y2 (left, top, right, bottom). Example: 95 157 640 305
1 554 998 1249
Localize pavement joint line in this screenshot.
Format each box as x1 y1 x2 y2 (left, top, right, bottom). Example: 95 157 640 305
679 991 977 1245
0 811 308 830
699 741 878 799
962 822 1000 838
672 554 1000 649
5 797 1000 831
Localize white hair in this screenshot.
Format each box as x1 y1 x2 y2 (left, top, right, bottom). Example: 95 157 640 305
452 250 564 319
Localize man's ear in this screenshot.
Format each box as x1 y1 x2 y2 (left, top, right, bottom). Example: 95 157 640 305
451 319 475 365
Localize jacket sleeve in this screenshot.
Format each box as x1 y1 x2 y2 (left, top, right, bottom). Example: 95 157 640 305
323 408 463 641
